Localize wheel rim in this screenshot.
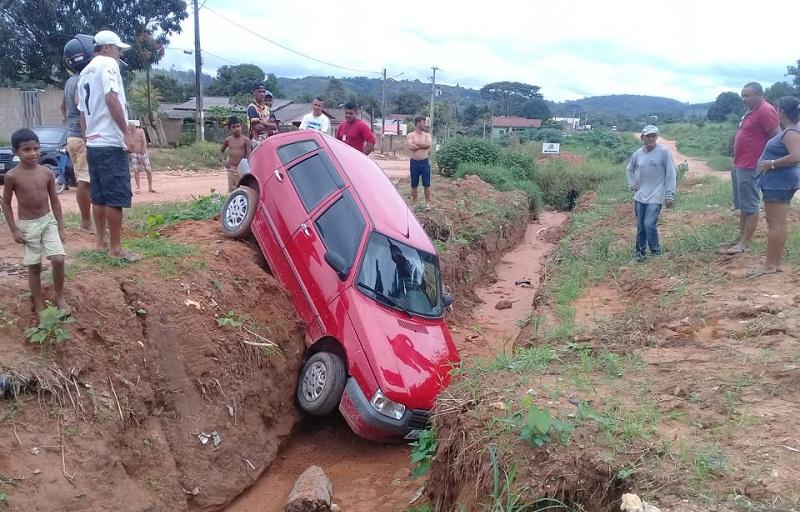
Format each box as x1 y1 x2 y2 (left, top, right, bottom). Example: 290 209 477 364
302 361 327 402
225 194 248 228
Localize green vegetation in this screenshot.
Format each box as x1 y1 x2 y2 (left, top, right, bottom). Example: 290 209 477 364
216 310 244 328
25 305 74 348
409 428 438 479
659 122 736 167
514 397 574 447
435 138 501 176
148 142 222 170
127 194 225 232
562 130 640 164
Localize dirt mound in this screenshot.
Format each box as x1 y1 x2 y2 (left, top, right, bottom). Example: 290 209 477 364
0 220 306 511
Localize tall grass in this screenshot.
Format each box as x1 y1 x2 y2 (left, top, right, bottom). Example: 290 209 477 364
149 141 222 170
659 122 736 165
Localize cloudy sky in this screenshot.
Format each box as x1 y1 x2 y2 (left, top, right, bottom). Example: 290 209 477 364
157 0 798 104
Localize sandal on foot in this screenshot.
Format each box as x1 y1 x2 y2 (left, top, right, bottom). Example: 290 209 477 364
746 267 780 278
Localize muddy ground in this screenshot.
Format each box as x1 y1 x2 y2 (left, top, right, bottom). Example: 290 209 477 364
0 156 556 511
426 144 800 511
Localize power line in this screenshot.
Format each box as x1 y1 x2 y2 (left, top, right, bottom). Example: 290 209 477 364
201 6 382 76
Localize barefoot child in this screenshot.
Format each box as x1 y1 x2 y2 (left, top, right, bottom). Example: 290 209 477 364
128 120 156 193
220 117 251 192
1 129 68 317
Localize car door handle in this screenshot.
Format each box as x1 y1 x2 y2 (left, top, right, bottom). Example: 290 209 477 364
273 169 284 182
300 223 311 237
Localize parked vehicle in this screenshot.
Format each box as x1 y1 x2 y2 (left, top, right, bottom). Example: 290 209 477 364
0 126 74 191
220 131 460 441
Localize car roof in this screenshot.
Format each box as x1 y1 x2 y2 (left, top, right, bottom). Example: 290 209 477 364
267 131 436 254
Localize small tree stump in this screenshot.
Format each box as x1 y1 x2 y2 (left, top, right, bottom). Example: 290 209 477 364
284 465 333 512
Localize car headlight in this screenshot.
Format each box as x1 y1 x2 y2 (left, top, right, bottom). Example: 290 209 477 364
12 155 20 162
370 389 406 420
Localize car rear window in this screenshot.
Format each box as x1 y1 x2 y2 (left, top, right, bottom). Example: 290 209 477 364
277 140 319 164
287 152 344 212
315 191 365 270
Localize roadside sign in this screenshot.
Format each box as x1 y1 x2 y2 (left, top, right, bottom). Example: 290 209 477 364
542 143 560 155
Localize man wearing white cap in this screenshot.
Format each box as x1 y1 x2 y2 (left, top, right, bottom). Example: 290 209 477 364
626 125 676 261
78 30 139 261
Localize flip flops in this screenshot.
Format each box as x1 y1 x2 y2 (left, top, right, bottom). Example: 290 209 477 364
746 267 783 278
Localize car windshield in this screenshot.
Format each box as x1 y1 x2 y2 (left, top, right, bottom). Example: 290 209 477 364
34 128 65 146
356 232 443 318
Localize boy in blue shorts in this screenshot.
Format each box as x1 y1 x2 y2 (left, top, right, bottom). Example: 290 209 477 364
406 116 433 209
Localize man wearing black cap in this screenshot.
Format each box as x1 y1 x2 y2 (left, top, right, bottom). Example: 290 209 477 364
247 81 277 143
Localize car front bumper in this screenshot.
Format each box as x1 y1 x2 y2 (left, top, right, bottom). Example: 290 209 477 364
339 377 430 442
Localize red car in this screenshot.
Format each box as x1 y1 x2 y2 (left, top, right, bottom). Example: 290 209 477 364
220 131 460 441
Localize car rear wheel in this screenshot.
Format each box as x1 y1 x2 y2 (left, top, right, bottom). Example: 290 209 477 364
297 351 346 416
220 186 257 239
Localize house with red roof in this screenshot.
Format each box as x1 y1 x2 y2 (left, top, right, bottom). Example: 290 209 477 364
490 116 542 140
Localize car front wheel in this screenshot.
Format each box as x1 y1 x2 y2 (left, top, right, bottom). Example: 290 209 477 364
297 351 346 416
220 186 257 238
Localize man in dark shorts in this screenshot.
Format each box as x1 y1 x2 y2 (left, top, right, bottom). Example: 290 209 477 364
406 116 432 208
723 82 780 255
78 30 139 261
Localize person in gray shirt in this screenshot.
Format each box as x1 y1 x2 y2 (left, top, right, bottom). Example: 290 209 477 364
626 125 676 260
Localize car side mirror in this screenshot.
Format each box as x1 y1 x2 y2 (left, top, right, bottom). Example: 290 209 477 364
324 251 348 281
442 293 454 307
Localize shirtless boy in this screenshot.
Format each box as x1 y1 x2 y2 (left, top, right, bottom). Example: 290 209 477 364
220 117 251 192
1 129 68 317
128 121 156 193
406 116 433 207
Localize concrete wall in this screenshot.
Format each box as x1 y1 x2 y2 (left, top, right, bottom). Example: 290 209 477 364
0 88 65 141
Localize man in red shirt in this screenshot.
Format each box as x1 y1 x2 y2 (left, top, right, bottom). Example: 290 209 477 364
335 102 375 155
723 82 780 255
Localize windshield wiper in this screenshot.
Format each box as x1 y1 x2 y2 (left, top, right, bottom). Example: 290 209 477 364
356 282 413 318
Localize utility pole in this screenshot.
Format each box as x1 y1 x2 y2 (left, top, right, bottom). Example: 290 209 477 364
193 0 204 142
381 68 387 154
429 66 439 139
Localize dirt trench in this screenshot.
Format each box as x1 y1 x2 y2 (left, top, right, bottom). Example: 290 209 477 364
227 211 567 512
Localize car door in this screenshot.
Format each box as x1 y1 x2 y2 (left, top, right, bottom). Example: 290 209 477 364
261 142 346 338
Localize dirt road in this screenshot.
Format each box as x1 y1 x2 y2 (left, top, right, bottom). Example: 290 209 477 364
659 138 729 181
227 211 567 512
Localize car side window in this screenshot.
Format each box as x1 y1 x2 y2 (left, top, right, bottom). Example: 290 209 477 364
315 191 365 269
287 152 344 212
277 140 319 164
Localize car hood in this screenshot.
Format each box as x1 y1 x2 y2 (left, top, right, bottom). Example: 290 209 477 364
346 290 460 410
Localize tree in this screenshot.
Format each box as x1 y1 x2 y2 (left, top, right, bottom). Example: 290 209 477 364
324 78 348 107
461 104 490 127
787 59 800 94
480 81 543 116
151 72 188 103
707 91 744 122
765 80 797 105
0 0 187 86
128 80 162 117
517 98 551 120
207 64 265 96
393 90 427 115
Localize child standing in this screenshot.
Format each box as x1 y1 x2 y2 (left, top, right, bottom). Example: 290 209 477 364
1 129 68 317
220 117 251 192
128 120 156 193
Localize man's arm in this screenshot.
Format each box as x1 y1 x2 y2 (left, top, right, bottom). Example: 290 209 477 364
60 96 67 123
321 116 330 134
220 138 229 164
626 152 638 190
1 175 23 243
363 123 376 155
299 114 309 130
417 133 432 149
47 172 65 238
245 137 252 158
664 150 677 205
105 91 133 148
406 133 420 151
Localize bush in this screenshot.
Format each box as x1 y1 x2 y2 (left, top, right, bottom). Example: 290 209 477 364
434 137 500 176
498 151 536 181
536 159 617 210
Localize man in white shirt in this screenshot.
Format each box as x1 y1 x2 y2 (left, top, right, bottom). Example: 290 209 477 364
78 30 139 261
299 97 331 134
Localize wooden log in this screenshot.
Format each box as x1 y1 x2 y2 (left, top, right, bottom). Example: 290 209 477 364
284 465 333 512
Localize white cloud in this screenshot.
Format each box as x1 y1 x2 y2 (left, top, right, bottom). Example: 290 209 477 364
157 0 799 103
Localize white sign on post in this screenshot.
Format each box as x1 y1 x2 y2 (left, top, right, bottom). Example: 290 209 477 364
542 143 561 155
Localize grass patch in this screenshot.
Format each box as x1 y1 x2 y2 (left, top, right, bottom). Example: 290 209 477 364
148 142 222 170
659 122 736 162
706 155 733 172
74 238 197 275
126 194 225 232
674 176 731 212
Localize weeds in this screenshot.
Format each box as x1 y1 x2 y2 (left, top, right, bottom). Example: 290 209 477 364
126 194 225 232
216 310 244 328
409 428 437 479
484 446 527 512
514 397 574 447
25 305 74 349
148 142 222 170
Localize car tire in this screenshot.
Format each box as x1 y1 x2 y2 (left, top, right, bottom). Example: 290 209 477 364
297 351 347 416
220 186 257 239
